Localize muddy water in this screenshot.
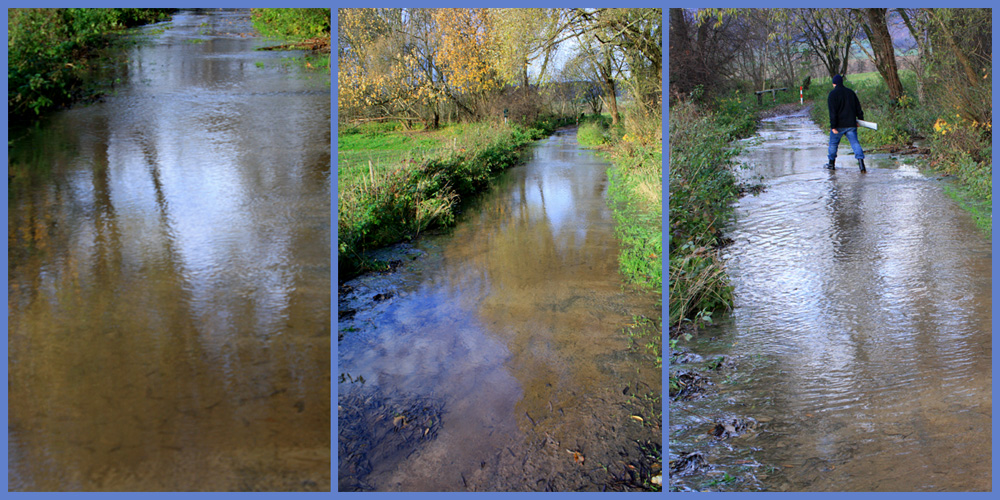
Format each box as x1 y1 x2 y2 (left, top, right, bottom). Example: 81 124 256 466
338 129 661 491
7 10 331 491
670 112 991 491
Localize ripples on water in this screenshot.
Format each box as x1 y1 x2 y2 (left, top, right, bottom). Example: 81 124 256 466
673 114 991 492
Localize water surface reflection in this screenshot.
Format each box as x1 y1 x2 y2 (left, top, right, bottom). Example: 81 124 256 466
8 9 331 491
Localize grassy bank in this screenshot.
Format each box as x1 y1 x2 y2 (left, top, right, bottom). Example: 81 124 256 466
8 8 173 127
251 8 329 40
667 100 745 329
577 110 663 490
250 8 331 70
337 117 572 278
577 112 663 292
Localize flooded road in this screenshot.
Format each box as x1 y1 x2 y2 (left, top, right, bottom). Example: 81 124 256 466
670 112 991 491
338 129 661 491
8 10 331 491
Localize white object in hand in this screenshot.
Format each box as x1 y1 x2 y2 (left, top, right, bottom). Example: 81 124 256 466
857 119 878 130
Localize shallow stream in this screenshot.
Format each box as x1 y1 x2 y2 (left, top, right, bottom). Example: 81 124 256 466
8 9 331 491
670 112 991 492
338 128 661 491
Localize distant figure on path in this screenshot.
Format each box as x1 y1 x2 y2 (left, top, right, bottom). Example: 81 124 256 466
824 74 866 172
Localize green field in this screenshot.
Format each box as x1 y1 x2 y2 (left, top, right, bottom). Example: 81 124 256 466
337 122 523 190
841 69 917 86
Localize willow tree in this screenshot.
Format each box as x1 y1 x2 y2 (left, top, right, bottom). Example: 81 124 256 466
592 8 662 113
337 8 448 127
569 30 621 124
432 8 504 119
488 8 564 88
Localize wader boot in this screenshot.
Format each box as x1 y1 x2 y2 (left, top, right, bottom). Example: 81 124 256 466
858 158 866 172
824 159 836 170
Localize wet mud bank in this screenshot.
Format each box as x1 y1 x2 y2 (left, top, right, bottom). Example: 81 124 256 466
668 113 992 492
337 129 662 491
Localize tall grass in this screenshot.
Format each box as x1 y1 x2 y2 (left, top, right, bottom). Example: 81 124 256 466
668 101 743 327
338 120 567 278
577 111 662 290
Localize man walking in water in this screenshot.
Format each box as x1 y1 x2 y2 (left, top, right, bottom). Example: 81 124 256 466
824 74 866 172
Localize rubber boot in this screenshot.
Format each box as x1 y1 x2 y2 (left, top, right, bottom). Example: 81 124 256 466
858 158 866 172
824 159 836 170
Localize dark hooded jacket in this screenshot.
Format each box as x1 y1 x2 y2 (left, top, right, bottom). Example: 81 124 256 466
828 84 864 129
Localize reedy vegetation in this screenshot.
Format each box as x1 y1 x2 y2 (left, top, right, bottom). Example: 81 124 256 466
337 118 570 278
667 99 742 328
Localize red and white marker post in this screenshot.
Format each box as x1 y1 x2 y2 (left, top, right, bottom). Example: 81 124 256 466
800 86 804 105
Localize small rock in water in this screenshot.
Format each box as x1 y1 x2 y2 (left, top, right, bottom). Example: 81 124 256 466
669 451 708 477
675 353 704 364
710 416 758 439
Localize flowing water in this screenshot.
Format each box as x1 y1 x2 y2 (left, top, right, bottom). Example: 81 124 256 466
670 111 991 491
337 129 662 492
7 10 331 491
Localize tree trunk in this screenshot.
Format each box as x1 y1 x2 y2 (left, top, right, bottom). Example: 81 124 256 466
602 90 619 125
864 8 904 102
601 48 620 125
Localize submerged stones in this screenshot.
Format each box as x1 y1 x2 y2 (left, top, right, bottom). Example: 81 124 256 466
669 345 771 491
710 416 758 439
669 451 708 477
337 386 445 492
670 371 713 401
